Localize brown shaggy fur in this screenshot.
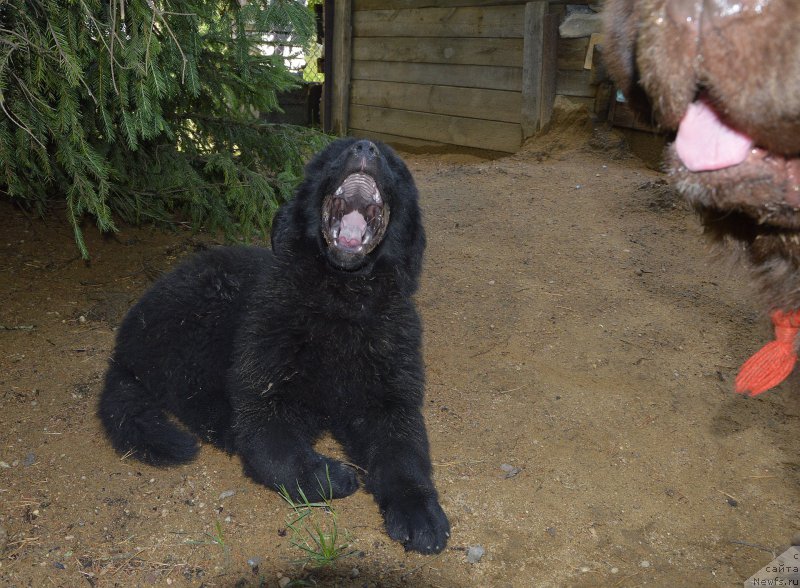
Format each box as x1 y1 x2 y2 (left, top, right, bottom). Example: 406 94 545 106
603 0 800 310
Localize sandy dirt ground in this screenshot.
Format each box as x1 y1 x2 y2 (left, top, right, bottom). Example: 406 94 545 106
2 118 799 588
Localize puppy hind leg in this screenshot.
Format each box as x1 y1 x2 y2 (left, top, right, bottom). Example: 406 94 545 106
98 363 199 465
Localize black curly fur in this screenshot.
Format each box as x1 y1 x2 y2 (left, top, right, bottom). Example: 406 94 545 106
98 138 449 554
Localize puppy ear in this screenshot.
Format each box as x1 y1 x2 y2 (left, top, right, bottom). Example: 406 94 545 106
375 142 427 295
270 198 297 254
403 204 426 295
602 0 652 117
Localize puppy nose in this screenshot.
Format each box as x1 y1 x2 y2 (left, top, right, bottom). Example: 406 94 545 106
352 140 379 159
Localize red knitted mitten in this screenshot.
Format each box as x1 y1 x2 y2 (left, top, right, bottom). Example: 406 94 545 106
735 310 800 396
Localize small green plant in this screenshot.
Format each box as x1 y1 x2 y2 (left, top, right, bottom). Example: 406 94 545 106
185 519 231 567
279 470 355 568
185 519 225 548
206 520 226 549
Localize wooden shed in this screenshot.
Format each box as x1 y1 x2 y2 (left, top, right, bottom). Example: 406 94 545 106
324 0 604 153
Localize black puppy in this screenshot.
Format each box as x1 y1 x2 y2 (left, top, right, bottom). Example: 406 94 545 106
98 138 450 554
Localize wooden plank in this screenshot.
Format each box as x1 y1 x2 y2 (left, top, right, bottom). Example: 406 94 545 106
560 95 595 109
349 129 448 149
541 11 559 124
556 70 595 97
557 37 589 71
584 33 602 70
352 60 522 91
594 83 613 119
353 37 523 67
349 105 522 152
350 80 521 123
331 0 352 135
353 6 525 38
354 0 590 9
322 0 334 132
521 1 544 136
356 0 527 9
348 129 476 152
349 128 513 156
610 99 657 131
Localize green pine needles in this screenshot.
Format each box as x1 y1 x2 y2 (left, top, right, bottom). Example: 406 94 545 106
0 0 329 257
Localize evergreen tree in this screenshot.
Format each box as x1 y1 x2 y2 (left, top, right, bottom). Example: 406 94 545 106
0 0 327 257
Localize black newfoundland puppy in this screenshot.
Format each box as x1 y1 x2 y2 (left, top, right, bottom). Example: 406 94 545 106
98 138 450 554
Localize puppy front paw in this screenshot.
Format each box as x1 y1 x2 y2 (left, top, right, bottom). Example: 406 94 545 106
315 457 360 499
279 457 359 501
383 492 450 554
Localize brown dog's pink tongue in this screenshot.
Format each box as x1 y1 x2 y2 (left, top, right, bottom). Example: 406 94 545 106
675 99 753 172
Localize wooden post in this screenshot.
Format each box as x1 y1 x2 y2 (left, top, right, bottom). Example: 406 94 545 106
522 1 557 137
331 0 352 136
322 0 334 133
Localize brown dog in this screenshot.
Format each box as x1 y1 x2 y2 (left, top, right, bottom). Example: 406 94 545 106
603 0 800 394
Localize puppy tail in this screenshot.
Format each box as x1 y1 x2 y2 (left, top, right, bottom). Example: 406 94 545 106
98 363 199 465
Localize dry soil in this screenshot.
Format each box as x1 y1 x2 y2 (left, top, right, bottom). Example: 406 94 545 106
1 120 799 587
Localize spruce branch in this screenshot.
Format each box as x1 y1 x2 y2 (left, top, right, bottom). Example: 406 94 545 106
0 0 323 258
0 96 45 150
144 0 188 84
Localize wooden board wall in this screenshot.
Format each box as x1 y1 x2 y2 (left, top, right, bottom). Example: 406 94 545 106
344 0 595 153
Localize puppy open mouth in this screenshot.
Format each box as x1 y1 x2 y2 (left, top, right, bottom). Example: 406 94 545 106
670 96 800 230
321 172 390 258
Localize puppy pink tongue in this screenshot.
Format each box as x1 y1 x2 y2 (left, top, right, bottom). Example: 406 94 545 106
338 210 366 248
675 99 753 172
